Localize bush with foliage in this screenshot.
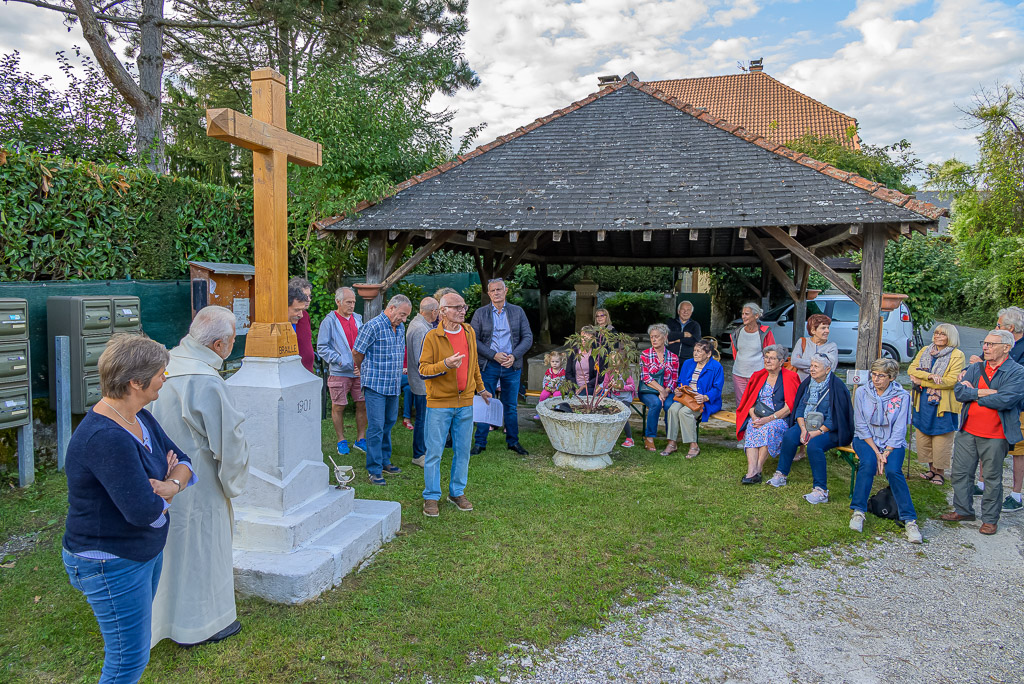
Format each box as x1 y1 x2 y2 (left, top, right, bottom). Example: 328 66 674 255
601 292 671 332
879 234 962 331
0 145 253 281
556 329 640 414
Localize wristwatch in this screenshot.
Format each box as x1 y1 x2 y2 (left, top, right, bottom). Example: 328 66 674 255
168 478 183 492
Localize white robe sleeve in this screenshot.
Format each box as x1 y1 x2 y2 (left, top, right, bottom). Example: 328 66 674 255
182 377 250 499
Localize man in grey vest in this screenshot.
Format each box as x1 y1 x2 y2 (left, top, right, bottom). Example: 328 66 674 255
406 296 439 467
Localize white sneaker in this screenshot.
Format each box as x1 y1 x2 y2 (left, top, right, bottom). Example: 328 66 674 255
849 511 865 532
767 471 788 488
905 520 923 544
803 487 829 504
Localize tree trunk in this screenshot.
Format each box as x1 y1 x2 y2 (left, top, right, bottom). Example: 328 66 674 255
136 0 165 171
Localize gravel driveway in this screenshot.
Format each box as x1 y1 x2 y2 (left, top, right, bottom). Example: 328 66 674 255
498 462 1024 684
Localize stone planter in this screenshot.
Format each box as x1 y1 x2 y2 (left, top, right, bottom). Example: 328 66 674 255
537 397 630 470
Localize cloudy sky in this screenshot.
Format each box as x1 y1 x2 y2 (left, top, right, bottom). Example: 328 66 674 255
3 0 1023 171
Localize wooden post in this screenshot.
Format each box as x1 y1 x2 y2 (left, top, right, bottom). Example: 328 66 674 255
791 261 809 349
856 224 886 369
537 263 551 344
362 231 388 320
205 68 322 358
760 266 771 313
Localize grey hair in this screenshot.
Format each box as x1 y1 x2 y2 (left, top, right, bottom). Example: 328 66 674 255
288 282 310 306
989 329 1016 346
934 322 960 348
98 333 170 400
190 306 235 346
810 352 833 371
762 344 790 362
647 323 670 337
419 296 439 313
433 287 457 300
742 302 763 317
870 357 900 379
677 299 694 312
998 307 1024 334
335 286 355 303
386 294 412 310
288 276 311 292
486 278 506 288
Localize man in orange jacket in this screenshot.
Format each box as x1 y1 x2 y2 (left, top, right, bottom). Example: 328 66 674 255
418 292 493 517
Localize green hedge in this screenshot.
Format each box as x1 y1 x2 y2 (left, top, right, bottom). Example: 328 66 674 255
1 145 253 281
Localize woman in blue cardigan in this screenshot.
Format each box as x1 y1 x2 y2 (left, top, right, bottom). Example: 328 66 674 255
768 353 854 504
662 339 724 457
62 334 195 683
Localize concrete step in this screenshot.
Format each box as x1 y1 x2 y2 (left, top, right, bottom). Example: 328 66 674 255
233 485 355 553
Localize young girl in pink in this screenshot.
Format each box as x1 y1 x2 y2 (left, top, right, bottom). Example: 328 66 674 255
602 350 636 448
534 350 566 419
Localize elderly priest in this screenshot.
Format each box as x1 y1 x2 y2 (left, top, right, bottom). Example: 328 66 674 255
150 306 250 647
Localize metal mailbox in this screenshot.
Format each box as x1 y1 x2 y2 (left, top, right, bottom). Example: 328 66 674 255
81 337 110 371
83 374 102 410
0 299 28 340
0 385 30 430
112 297 141 331
0 341 30 385
81 298 114 335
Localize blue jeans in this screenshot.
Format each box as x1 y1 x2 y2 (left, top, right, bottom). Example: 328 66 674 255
401 375 413 419
363 387 399 476
851 439 916 520
638 392 673 438
474 362 522 448
62 548 162 683
411 392 428 459
777 425 840 491
424 405 474 500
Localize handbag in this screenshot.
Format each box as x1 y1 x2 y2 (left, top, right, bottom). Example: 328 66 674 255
803 386 831 431
674 385 703 412
782 337 807 373
638 368 666 395
753 400 774 418
867 486 900 521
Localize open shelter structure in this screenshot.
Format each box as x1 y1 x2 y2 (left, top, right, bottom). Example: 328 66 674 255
317 73 946 369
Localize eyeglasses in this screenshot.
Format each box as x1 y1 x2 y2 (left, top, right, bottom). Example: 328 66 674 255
981 341 1008 347
443 305 468 312
869 372 890 379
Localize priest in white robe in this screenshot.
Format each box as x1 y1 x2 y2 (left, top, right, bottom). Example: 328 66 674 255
150 305 249 647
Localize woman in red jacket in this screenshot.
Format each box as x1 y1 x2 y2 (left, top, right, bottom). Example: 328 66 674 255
737 344 800 483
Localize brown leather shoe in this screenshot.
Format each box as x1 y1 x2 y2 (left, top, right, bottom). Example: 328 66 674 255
423 499 439 517
979 522 998 535
940 511 977 522
447 494 473 511
644 437 656 452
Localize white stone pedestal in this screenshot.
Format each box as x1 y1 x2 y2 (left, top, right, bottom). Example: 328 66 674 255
227 356 401 604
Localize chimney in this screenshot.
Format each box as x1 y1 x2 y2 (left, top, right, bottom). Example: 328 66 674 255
749 58 763 72
598 74 620 88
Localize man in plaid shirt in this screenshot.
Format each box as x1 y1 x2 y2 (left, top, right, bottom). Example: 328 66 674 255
353 294 413 485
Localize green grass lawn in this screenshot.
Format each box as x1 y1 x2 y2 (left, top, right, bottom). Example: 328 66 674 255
0 414 947 683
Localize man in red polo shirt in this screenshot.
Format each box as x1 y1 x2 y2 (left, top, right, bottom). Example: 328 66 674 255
943 329 1024 534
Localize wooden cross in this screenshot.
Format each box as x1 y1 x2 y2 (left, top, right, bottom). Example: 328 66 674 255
205 69 322 358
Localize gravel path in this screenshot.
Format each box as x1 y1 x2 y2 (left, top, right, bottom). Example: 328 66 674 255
497 462 1024 684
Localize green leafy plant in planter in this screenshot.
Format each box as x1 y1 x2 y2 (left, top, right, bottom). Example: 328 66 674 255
558 327 640 413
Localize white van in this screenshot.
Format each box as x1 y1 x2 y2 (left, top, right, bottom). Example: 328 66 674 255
718 292 918 363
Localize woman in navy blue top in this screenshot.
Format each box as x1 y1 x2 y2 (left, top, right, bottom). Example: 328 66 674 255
62 334 195 684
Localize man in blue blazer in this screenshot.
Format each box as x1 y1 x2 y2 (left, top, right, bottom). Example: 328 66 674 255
470 278 534 455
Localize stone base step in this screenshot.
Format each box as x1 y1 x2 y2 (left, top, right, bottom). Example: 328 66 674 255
233 498 401 604
233 486 355 553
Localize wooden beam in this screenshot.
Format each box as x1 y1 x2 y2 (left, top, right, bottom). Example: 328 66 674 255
856 224 887 369
723 263 761 299
532 255 764 267
383 231 413 276
496 233 539 279
550 264 581 287
762 225 862 305
804 224 853 251
379 231 456 291
746 232 799 301
790 261 810 348
596 230 606 242
206 108 321 166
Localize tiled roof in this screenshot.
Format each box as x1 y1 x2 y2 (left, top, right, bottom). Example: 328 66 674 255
647 71 860 149
317 79 946 248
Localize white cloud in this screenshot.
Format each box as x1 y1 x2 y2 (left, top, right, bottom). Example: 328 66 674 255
711 0 761 27
781 0 1024 166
